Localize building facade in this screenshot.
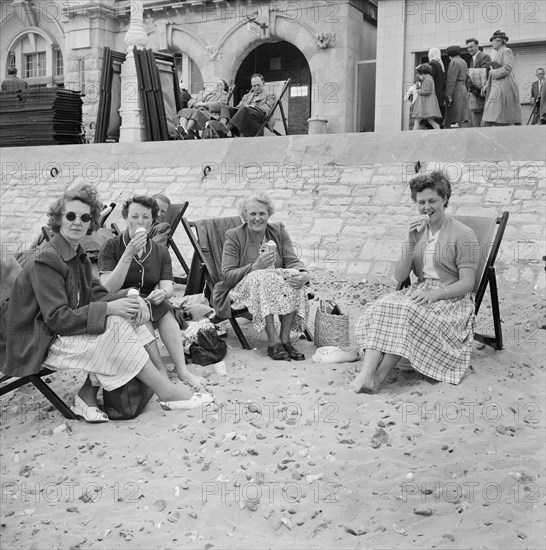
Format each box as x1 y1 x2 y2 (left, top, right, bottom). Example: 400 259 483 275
375 0 546 131
2 0 544 137
0 0 378 141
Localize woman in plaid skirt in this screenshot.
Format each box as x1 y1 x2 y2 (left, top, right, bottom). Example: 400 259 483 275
350 171 479 393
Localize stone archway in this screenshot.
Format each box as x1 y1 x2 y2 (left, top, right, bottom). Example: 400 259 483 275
234 41 311 135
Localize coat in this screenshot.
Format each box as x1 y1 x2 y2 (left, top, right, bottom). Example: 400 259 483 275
482 46 522 124
429 59 446 116
0 234 123 377
212 222 307 319
412 75 441 119
187 88 228 113
444 56 470 125
467 51 492 112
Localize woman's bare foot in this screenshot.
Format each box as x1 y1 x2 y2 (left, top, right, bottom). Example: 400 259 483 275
348 366 376 393
176 368 207 390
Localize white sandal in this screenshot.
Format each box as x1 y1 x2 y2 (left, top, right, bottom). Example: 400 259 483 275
71 395 109 423
159 392 214 411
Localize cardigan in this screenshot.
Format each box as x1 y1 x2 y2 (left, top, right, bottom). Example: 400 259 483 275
213 222 307 319
409 217 479 286
0 234 124 377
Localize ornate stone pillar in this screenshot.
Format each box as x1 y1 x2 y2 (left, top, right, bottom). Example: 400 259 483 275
119 2 148 142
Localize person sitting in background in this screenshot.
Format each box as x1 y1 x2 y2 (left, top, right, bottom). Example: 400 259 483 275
0 184 213 421
215 74 276 137
213 193 310 361
350 171 479 393
178 79 191 110
1 67 28 91
98 195 206 389
147 193 171 246
176 79 229 139
412 64 441 130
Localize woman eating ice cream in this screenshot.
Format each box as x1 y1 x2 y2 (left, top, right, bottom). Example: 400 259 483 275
350 170 479 393
213 193 310 361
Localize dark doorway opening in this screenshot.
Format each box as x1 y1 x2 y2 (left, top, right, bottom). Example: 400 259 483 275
235 41 311 135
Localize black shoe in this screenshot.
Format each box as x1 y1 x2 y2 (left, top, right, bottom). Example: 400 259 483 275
282 343 305 361
175 125 187 139
267 343 292 361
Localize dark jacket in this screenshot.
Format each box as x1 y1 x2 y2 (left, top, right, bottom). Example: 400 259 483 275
0 234 123 377
1 75 28 91
213 222 307 319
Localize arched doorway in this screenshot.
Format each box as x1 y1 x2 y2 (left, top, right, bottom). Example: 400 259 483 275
235 41 311 135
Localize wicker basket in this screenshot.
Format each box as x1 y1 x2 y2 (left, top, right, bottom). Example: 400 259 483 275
313 301 350 348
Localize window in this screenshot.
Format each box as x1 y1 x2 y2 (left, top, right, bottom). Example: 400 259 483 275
54 49 64 77
25 52 46 78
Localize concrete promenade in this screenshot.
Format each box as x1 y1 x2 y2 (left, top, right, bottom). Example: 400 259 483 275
1 126 544 289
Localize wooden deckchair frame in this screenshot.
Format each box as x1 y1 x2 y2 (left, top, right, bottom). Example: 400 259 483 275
397 211 509 350
0 369 77 419
181 215 313 350
255 78 291 137
181 216 252 349
163 201 190 283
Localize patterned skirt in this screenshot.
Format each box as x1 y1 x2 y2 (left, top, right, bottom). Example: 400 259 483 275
229 269 310 333
355 280 475 385
43 316 155 391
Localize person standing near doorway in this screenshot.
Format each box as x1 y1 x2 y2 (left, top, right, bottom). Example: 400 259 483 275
1 67 28 91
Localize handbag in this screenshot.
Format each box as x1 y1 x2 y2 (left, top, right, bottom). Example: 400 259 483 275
102 378 154 420
189 327 227 366
313 300 350 348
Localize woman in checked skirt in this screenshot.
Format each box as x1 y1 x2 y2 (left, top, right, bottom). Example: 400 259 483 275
350 171 479 393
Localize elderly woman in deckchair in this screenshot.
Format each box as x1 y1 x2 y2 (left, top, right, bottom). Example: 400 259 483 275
213 193 311 362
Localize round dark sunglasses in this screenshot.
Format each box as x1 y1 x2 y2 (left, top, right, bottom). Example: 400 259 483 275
65 212 92 223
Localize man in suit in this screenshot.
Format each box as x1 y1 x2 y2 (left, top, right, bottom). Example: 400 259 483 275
530 68 544 125
1 67 28 91
465 38 492 127
216 74 276 137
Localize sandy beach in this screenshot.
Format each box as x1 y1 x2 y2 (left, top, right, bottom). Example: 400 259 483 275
1 270 544 550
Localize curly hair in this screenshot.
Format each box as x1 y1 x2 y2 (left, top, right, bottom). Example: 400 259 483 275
238 193 275 219
409 170 452 208
416 63 432 75
121 196 159 223
47 183 102 235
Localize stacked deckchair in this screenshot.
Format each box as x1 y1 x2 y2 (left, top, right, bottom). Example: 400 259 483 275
0 88 83 146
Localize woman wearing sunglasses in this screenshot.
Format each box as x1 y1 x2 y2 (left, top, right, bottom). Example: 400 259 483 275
0 184 213 422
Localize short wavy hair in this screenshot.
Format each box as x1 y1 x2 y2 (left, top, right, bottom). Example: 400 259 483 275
409 170 452 208
121 195 159 223
47 183 102 235
416 63 432 75
238 193 276 219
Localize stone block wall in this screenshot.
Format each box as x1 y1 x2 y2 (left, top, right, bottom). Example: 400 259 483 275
1 127 544 291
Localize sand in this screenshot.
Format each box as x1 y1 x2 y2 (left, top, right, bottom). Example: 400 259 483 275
1 272 544 550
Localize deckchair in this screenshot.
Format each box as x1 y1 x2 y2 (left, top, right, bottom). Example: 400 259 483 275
0 255 77 419
397 212 509 350
163 201 190 283
181 215 313 350
255 78 291 137
181 215 252 348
